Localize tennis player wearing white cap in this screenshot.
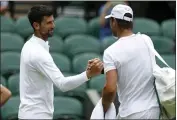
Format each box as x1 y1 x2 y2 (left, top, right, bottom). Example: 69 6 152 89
102 4 160 119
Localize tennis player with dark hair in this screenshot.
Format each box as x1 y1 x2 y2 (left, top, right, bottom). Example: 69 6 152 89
18 5 103 119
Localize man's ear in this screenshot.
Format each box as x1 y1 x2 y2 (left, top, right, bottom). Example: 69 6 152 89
114 18 120 29
112 18 116 26
113 18 118 26
33 22 40 30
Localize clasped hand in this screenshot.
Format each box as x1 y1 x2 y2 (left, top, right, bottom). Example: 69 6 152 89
86 58 103 79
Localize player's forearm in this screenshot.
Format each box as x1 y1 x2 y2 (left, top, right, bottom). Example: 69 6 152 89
0 86 12 106
54 71 88 92
100 6 110 26
100 13 107 26
102 86 116 113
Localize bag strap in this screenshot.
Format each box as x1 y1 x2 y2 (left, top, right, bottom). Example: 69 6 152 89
141 34 170 68
153 78 163 119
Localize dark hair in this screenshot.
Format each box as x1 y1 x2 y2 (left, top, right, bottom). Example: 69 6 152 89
28 5 53 29
115 13 133 29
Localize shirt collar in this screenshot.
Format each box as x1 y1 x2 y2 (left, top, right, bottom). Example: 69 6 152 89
30 34 50 51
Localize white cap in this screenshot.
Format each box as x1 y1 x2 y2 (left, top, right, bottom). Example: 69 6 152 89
105 4 133 22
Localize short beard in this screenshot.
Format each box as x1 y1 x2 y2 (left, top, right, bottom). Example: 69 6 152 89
48 33 53 37
48 30 54 37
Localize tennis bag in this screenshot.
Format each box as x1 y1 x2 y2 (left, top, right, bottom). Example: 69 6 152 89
143 34 176 119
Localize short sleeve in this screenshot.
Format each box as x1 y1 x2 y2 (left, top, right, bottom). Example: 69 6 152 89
103 50 116 73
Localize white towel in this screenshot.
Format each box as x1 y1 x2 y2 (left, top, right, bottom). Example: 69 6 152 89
90 98 117 119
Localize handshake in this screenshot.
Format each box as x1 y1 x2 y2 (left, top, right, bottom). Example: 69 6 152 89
86 58 104 79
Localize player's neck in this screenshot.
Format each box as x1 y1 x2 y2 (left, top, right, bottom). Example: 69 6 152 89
118 30 133 38
34 32 48 41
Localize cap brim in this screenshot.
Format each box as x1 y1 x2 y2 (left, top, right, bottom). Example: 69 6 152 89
105 14 112 19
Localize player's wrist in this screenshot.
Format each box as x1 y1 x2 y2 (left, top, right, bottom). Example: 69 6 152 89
86 70 92 80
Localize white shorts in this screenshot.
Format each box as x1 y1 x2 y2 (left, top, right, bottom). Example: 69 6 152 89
117 107 160 119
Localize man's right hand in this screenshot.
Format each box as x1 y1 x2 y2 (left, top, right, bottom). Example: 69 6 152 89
86 58 103 79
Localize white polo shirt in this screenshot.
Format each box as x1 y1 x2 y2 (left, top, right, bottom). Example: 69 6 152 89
103 33 159 117
18 35 88 119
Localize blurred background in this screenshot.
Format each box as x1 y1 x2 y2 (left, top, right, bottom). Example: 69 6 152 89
0 1 176 120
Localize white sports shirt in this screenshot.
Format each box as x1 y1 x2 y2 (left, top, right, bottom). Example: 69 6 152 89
18 35 89 119
103 33 159 117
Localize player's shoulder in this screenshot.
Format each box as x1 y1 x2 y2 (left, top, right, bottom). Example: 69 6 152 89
141 33 151 40
104 40 119 56
22 40 41 54
23 41 50 62
104 42 115 53
140 33 154 45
